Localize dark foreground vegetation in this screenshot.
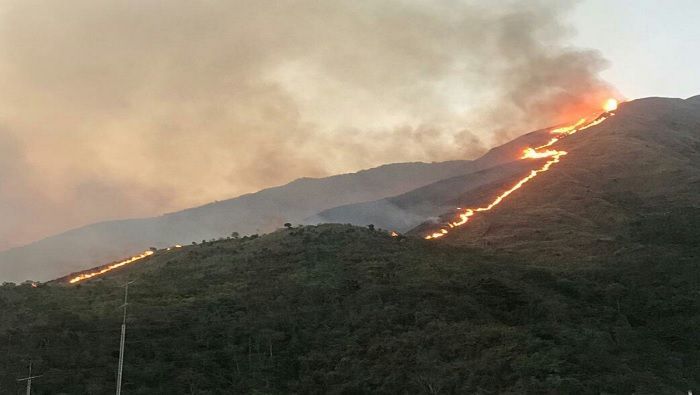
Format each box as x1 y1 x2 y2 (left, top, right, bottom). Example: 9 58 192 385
1 221 699 394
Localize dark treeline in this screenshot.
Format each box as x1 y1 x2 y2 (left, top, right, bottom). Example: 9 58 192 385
1 223 699 394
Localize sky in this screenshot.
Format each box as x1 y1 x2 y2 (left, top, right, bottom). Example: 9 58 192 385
0 0 698 251
572 0 700 99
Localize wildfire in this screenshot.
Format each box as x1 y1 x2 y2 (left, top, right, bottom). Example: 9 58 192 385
425 99 618 240
603 98 618 112
68 250 155 284
65 244 186 284
551 118 587 134
521 148 561 159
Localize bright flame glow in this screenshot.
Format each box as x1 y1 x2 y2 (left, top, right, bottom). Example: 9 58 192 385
551 118 586 135
521 148 560 159
67 244 185 284
68 250 155 284
425 99 617 240
603 98 618 112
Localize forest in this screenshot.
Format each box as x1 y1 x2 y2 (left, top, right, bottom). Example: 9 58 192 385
1 218 698 393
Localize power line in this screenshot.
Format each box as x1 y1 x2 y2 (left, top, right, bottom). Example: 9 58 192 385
16 360 42 395
116 281 134 395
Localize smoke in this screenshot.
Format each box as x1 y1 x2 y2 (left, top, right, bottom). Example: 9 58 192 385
0 0 614 250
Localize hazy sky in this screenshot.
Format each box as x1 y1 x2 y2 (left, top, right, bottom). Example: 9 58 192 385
0 0 696 250
572 0 700 99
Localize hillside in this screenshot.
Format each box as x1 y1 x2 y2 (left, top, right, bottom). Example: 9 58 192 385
316 97 700 257
418 97 700 259
1 223 698 393
0 160 476 283
307 160 536 233
2 95 700 393
307 127 553 231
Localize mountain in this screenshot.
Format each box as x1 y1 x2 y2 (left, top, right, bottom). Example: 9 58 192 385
306 127 554 231
415 96 700 259
0 160 476 283
306 160 534 232
1 95 699 393
314 96 700 257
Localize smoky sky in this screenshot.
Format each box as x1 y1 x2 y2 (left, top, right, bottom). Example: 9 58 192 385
0 0 614 250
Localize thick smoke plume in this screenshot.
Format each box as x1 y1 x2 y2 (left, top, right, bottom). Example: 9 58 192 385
0 0 614 250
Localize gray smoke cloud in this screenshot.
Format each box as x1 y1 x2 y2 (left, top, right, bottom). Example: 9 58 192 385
0 0 614 250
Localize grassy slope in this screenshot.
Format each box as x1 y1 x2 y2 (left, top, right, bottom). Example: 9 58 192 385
1 223 698 394
438 97 700 260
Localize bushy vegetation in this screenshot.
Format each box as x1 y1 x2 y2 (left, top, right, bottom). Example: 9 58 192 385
1 223 698 394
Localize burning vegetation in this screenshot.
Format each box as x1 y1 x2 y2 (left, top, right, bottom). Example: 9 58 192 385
61 100 621 281
425 99 618 239
67 245 182 284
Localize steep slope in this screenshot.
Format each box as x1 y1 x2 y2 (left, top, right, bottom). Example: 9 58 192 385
1 224 698 393
307 160 535 232
2 96 700 393
0 160 475 283
307 127 553 230
416 96 700 258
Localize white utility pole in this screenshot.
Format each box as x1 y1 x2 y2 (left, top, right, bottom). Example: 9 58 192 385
116 281 134 395
16 360 41 395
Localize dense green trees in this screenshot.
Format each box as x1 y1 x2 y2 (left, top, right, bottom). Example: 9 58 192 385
0 224 698 393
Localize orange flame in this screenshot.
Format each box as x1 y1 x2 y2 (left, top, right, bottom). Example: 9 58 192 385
68 250 155 284
521 148 561 159
425 99 617 240
551 118 587 135
603 98 618 112
67 244 185 284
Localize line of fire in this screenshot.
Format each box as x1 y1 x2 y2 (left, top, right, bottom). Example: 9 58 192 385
54 99 619 285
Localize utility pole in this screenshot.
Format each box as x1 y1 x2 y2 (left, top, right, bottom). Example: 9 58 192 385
16 360 41 395
116 281 134 395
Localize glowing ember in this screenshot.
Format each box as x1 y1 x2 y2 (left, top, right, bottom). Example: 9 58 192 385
68 250 155 284
390 231 399 237
424 99 617 240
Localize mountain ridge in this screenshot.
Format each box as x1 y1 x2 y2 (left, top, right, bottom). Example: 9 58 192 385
0 159 477 282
